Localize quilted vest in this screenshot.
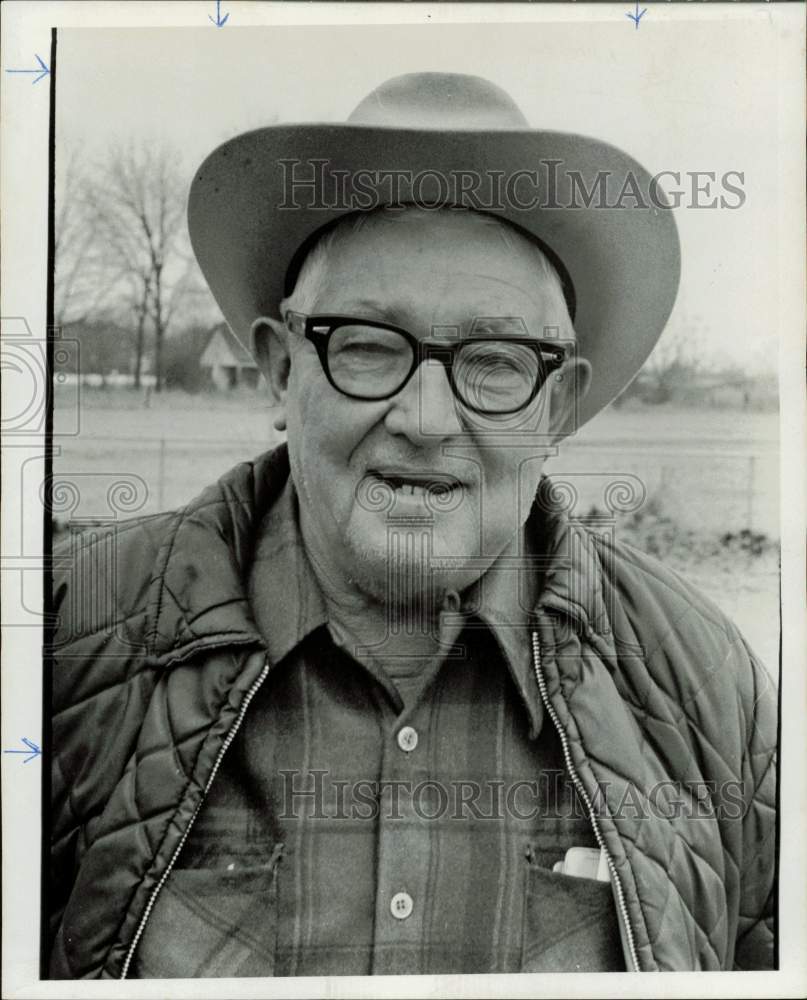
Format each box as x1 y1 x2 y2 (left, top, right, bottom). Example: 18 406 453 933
48 445 777 977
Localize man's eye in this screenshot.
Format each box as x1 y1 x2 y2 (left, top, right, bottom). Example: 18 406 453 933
461 343 537 371
330 326 410 362
480 351 524 371
337 340 395 355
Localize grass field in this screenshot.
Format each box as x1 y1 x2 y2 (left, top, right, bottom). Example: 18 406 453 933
51 387 780 670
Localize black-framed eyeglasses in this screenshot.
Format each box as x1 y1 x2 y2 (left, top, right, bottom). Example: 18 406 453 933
286 312 566 416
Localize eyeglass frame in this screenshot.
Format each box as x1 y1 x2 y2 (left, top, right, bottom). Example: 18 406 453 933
284 310 567 416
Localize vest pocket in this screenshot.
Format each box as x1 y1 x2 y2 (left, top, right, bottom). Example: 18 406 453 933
132 857 280 978
521 859 625 972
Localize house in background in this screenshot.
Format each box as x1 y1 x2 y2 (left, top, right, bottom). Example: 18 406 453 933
680 373 779 410
199 323 261 389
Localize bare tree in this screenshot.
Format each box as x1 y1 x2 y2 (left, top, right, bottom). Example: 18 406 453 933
54 141 218 387
54 151 112 327
90 143 197 390
123 270 153 389
640 324 704 404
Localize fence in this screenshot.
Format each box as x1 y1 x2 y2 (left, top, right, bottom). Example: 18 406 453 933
552 437 777 537
49 433 779 539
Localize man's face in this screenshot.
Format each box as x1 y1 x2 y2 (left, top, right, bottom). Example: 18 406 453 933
271 209 582 602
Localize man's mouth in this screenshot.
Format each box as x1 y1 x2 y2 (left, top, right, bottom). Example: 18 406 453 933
367 470 464 497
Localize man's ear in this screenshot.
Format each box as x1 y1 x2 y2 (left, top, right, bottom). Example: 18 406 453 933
251 316 291 406
548 356 593 439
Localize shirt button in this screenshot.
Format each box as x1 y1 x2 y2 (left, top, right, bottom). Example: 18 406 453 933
390 891 414 920
397 725 418 752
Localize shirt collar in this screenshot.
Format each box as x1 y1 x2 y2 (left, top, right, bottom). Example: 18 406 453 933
437 528 543 737
248 477 544 736
247 479 329 667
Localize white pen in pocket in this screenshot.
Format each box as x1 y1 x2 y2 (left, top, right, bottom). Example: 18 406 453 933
552 847 611 883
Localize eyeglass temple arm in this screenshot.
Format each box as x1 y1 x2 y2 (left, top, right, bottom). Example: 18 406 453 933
284 311 307 336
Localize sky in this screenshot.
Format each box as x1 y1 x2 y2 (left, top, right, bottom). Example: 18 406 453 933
55 17 786 374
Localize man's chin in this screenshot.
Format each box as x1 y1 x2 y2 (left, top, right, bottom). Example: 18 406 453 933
343 512 482 604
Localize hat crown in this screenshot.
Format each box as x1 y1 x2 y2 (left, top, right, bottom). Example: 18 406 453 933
347 72 530 130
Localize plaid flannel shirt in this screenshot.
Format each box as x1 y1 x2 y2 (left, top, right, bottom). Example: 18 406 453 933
133 481 623 977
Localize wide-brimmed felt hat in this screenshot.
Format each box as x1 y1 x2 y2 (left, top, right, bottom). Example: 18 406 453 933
188 72 680 431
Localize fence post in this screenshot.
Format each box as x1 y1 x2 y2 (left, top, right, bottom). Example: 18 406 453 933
158 438 166 511
746 455 755 530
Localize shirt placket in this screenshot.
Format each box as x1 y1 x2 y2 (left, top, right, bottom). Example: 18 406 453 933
370 700 435 976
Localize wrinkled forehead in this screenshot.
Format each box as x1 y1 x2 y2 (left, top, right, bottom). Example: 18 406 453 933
291 206 572 326
324 205 556 270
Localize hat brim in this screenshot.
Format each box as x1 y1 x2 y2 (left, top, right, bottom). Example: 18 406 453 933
188 124 680 433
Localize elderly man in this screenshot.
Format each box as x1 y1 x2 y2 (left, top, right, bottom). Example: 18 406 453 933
49 73 776 978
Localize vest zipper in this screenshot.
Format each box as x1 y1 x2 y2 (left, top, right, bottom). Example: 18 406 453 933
530 628 641 973
119 636 642 974
119 652 273 979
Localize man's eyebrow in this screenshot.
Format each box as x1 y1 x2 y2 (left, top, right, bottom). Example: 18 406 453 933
470 316 531 334
316 306 541 337
332 298 396 318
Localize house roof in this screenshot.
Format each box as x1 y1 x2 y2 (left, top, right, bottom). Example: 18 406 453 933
202 323 257 366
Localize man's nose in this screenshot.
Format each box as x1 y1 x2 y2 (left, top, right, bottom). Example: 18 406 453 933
383 357 464 443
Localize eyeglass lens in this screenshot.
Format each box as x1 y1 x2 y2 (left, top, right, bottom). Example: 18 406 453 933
327 324 544 413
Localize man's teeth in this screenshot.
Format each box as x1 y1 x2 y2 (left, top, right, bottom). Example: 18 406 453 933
375 475 459 496
395 482 428 495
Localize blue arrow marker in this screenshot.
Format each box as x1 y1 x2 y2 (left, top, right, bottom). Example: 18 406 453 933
5 53 50 84
209 0 229 27
626 1 648 29
3 737 41 763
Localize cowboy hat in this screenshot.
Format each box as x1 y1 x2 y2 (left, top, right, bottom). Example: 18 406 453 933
188 72 680 431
